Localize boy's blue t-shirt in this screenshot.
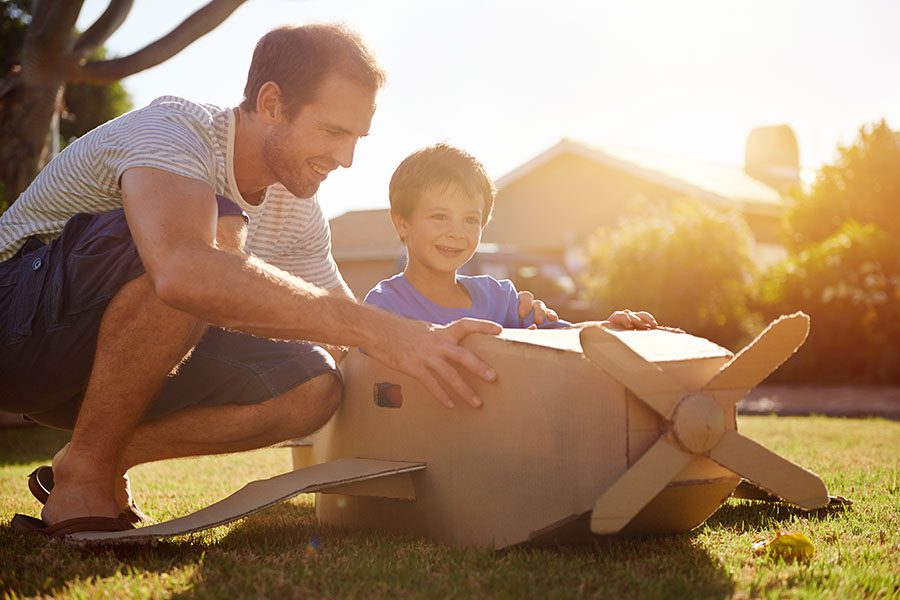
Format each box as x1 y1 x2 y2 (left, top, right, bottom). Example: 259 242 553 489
364 273 571 329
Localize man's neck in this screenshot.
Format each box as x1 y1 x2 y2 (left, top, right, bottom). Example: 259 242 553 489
232 107 274 205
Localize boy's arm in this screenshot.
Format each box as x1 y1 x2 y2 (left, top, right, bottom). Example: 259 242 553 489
122 167 500 408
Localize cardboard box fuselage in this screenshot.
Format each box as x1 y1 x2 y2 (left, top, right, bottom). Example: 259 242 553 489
300 327 741 549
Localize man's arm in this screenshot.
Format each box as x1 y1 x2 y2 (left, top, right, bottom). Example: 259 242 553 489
321 280 357 363
122 167 499 407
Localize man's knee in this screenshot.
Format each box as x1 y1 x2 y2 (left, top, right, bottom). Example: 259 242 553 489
270 373 343 437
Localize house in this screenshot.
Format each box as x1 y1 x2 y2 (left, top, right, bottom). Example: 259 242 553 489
329 126 800 299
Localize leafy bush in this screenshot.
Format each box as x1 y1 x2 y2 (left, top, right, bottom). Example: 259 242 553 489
760 120 900 383
786 120 900 247
583 199 760 350
759 221 900 383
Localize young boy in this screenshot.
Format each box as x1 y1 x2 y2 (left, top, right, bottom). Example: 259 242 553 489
364 143 657 330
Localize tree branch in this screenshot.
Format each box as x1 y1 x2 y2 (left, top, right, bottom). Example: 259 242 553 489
20 0 84 80
73 0 134 59
69 0 247 85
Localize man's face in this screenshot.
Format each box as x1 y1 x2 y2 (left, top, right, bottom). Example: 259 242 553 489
263 74 376 198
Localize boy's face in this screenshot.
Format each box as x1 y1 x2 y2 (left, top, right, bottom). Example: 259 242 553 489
393 184 485 275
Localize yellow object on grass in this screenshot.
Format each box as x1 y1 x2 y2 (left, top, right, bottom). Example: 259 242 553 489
752 531 816 561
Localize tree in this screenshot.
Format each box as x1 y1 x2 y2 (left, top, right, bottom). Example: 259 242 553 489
0 0 246 202
785 120 900 248
759 121 900 383
2 3 132 153
61 47 133 146
583 199 760 349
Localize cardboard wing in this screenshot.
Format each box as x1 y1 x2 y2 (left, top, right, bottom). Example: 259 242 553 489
70 459 425 543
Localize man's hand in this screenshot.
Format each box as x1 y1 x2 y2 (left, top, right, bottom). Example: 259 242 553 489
366 317 501 409
516 290 559 326
605 309 658 330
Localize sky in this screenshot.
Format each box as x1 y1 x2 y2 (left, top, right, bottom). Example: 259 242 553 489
77 0 900 220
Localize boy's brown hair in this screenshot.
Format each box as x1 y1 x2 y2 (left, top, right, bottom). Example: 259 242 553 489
240 23 386 119
389 143 496 226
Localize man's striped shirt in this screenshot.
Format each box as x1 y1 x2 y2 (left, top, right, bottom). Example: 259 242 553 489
0 96 342 290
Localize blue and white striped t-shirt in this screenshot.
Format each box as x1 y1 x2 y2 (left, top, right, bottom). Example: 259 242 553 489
0 96 341 290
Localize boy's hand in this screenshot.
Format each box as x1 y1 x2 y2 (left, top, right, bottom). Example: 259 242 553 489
605 310 658 330
516 290 559 325
367 317 501 409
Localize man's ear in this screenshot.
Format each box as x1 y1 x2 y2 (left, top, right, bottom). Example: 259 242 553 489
390 211 409 242
256 82 284 124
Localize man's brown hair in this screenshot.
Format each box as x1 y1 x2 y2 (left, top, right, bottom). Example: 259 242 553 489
240 23 386 118
389 143 496 226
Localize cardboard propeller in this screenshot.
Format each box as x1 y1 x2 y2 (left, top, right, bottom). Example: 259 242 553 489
581 312 829 535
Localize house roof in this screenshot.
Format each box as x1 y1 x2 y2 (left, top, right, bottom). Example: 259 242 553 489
495 138 785 216
328 208 400 261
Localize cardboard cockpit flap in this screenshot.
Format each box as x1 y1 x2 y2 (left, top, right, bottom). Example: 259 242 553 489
70 459 424 543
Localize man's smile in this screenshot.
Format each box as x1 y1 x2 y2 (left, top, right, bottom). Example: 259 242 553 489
309 162 331 181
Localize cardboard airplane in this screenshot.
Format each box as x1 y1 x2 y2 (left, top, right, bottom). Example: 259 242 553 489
72 312 829 547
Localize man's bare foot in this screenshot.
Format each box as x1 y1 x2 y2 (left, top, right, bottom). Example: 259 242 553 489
51 443 146 521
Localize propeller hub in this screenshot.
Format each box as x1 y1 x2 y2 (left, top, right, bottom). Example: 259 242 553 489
672 392 725 454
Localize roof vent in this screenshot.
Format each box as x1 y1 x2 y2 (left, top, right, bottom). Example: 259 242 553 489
744 125 801 193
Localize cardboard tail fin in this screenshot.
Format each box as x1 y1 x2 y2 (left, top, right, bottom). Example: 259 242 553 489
70 458 426 543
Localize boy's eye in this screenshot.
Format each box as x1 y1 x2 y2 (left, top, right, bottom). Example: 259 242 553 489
466 217 481 225
431 214 447 221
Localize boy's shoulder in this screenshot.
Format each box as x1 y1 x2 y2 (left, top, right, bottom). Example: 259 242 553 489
363 273 408 305
458 274 517 296
367 272 406 293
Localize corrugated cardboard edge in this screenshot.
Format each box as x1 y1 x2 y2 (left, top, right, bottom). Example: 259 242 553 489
69 458 425 543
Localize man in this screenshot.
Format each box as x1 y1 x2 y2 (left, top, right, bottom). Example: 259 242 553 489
0 24 554 534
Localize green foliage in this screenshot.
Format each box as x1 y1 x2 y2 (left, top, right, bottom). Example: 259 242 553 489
584 199 760 349
60 47 133 145
0 180 7 216
0 1 29 76
785 120 900 248
761 121 900 383
760 221 900 383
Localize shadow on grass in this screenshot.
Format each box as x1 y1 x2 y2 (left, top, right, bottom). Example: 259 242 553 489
1 500 739 598
707 498 852 532
178 504 735 599
0 522 204 596
0 426 69 467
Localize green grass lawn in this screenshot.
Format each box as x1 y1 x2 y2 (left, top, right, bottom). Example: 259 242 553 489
1 416 898 599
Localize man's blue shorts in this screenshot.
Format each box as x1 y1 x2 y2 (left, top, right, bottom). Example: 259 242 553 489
0 199 341 430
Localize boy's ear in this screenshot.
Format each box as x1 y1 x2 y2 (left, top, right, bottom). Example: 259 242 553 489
391 211 410 242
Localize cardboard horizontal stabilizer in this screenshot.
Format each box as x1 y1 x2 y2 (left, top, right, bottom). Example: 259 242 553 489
70 458 425 543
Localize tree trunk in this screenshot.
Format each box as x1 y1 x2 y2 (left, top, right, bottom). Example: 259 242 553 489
0 74 65 201
0 0 81 201
0 0 246 204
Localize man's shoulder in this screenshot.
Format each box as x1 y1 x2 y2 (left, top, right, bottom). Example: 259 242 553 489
143 95 229 122
118 96 229 141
